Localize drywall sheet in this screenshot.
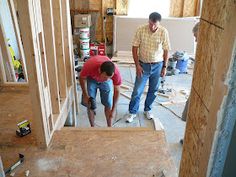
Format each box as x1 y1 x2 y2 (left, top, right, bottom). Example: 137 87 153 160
113 16 197 55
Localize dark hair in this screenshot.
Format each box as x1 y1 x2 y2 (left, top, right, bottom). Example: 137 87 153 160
149 12 162 22
100 61 115 76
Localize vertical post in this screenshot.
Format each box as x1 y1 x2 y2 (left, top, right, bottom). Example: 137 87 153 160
61 0 72 87
40 0 61 114
0 48 7 84
52 0 67 99
17 0 50 146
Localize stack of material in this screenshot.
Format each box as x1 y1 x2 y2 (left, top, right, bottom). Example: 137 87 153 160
111 51 134 64
74 14 91 60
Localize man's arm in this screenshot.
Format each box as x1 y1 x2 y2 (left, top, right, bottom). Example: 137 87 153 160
111 85 120 114
161 49 169 77
79 76 89 105
132 46 143 77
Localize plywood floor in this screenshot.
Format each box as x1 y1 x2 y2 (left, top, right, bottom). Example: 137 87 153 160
1 128 177 177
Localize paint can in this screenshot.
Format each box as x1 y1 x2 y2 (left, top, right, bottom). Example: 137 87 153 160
80 49 90 59
79 27 90 39
79 38 90 50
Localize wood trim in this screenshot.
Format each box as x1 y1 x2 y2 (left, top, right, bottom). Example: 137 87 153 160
54 86 74 130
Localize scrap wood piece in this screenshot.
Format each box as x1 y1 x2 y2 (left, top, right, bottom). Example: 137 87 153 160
157 92 171 98
155 101 182 119
120 84 132 90
120 92 131 100
153 118 164 131
117 60 134 64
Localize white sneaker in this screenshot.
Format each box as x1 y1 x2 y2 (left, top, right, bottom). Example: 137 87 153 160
144 111 154 120
126 113 136 123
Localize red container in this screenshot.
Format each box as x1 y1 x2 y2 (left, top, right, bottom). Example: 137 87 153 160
90 43 106 56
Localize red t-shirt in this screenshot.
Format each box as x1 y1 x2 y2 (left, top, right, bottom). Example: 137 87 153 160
80 55 122 86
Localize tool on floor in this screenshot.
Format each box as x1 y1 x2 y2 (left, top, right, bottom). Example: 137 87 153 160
158 77 172 95
5 154 24 175
16 120 31 137
0 156 5 177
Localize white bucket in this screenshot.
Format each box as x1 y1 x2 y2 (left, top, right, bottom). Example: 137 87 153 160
79 28 90 39
80 38 90 50
80 49 90 59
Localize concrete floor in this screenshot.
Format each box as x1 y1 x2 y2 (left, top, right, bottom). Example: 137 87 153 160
76 64 193 171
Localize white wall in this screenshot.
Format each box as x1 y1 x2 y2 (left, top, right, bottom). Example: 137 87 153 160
113 16 198 56
0 0 20 59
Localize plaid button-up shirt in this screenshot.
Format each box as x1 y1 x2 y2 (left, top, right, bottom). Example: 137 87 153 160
132 24 171 63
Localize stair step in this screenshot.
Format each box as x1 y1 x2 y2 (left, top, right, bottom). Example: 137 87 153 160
61 127 155 132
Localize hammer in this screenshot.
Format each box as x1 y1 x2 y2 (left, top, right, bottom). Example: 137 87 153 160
5 154 24 175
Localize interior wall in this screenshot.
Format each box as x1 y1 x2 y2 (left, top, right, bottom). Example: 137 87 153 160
113 16 197 55
70 0 128 43
179 0 236 176
0 0 20 59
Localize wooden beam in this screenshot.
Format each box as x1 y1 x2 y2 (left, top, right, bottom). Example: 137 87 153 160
61 0 72 87
0 18 16 82
52 0 67 98
8 0 28 81
0 48 6 84
67 0 80 115
17 0 50 146
54 86 74 130
40 0 61 114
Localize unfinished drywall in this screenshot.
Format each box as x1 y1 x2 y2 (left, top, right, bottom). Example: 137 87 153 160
113 16 197 55
208 40 236 177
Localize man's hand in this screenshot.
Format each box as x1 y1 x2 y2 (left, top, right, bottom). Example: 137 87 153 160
136 64 143 77
83 94 90 106
161 67 167 77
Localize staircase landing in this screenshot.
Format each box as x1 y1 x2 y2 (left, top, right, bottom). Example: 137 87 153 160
0 128 177 177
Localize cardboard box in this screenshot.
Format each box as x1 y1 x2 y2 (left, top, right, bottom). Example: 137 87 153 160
74 14 91 28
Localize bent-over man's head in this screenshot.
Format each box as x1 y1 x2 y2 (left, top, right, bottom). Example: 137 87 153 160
192 22 199 42
149 12 162 32
100 61 115 81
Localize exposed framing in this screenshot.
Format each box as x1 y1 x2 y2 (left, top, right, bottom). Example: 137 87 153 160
52 0 68 99
8 0 28 81
0 17 16 82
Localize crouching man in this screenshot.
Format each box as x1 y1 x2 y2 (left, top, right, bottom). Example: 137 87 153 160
79 55 122 127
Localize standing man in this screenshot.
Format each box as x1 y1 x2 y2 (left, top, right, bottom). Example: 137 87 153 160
79 55 122 127
126 12 171 123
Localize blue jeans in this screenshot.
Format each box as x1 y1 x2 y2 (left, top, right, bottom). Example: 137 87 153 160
86 77 113 108
129 61 163 114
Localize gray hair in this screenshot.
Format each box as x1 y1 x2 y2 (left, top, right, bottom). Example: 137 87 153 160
192 22 200 34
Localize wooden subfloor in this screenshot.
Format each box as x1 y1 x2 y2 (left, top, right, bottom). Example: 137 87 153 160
1 128 177 177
